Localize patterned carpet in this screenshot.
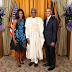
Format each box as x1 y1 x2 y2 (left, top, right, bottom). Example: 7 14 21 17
0 56 72 72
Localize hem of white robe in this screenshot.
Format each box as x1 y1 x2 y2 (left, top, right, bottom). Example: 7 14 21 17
26 56 43 60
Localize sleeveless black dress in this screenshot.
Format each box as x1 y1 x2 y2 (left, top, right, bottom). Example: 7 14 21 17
10 19 26 51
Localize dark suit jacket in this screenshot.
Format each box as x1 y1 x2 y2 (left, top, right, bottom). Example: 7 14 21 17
44 16 58 45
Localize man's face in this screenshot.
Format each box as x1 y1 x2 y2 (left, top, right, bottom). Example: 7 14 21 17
31 10 36 18
45 9 52 17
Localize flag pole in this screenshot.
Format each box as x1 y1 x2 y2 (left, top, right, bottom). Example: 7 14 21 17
9 1 17 57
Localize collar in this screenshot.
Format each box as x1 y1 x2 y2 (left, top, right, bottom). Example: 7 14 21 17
31 17 36 19
47 15 51 20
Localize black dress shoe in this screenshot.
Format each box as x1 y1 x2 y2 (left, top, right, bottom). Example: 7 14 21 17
34 63 38 67
42 63 50 66
29 62 34 66
18 65 21 67
48 66 55 71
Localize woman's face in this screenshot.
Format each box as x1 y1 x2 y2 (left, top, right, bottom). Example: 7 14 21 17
19 11 23 18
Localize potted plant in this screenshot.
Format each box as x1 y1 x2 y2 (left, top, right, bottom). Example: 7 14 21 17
64 2 72 60
65 3 72 31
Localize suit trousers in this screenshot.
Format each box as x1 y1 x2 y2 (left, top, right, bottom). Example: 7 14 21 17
45 43 56 67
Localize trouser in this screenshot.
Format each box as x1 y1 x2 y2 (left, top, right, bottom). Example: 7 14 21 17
45 43 56 67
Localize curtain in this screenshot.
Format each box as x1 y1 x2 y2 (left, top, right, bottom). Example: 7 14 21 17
2 0 15 55
16 0 33 19
15 0 52 20
2 0 61 55
54 0 67 56
34 0 51 20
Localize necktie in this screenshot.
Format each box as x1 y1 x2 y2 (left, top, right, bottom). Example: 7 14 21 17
46 18 49 26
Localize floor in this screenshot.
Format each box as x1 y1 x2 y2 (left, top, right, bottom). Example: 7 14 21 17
0 56 72 72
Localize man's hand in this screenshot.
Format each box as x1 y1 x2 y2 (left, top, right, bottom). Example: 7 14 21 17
50 42 55 47
27 38 30 44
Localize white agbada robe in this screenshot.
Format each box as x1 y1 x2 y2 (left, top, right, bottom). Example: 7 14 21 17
25 17 44 62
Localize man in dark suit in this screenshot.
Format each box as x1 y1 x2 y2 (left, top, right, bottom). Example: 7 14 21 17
43 8 58 71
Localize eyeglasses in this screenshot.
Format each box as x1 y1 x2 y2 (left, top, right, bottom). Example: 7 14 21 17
31 12 36 13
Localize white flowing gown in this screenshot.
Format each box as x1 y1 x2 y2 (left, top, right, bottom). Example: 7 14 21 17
25 17 45 60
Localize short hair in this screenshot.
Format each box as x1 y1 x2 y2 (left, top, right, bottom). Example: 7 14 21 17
46 8 52 11
31 8 37 13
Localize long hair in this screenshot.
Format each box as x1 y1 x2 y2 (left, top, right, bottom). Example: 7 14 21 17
15 9 25 20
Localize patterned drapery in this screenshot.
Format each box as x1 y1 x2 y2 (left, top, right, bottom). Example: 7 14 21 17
2 0 15 55
54 0 67 55
2 0 67 56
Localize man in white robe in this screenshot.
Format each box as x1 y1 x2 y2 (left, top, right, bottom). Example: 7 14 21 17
25 8 44 67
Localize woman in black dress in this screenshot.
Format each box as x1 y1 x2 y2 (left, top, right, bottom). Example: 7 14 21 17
12 9 26 67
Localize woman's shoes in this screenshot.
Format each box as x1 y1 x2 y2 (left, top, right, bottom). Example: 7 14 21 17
20 62 24 64
17 62 24 67
17 61 21 67
20 61 24 64
18 65 21 67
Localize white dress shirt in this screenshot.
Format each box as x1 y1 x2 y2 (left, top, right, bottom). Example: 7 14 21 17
46 15 51 26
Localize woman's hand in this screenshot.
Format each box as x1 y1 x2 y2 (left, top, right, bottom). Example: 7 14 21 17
27 38 30 44
14 40 18 46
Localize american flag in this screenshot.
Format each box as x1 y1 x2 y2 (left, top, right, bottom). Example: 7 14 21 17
51 1 55 15
10 2 18 37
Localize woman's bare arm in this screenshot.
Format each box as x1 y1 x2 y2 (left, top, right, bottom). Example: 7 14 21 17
12 19 17 45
